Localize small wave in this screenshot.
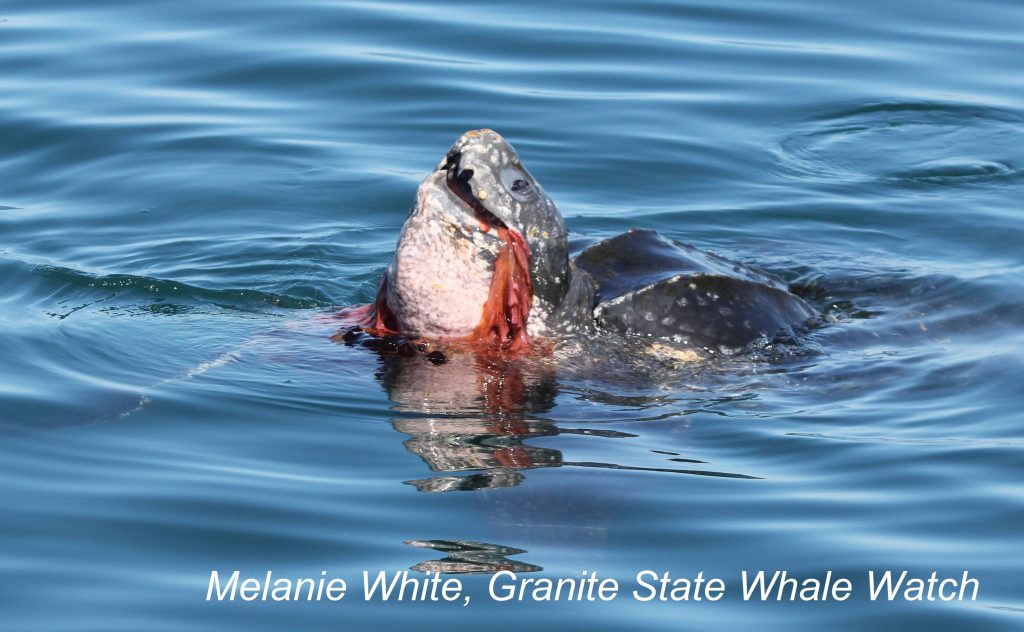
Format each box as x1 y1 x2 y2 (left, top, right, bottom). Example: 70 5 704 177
889 157 1015 182
7 257 332 318
774 101 1024 186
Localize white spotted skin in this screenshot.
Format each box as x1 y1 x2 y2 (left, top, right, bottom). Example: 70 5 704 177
386 171 498 337
527 299 553 335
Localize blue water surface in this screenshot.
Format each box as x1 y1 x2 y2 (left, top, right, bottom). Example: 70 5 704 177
1 0 1023 629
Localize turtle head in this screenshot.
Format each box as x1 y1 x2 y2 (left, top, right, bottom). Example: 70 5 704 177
439 129 570 309
361 130 575 345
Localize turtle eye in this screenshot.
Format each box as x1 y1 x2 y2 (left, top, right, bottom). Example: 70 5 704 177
501 168 537 201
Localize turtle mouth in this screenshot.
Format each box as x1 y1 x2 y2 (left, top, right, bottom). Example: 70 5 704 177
443 152 507 232
441 151 533 350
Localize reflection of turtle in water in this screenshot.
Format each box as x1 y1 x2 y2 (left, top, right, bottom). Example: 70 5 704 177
339 129 814 360
379 348 758 492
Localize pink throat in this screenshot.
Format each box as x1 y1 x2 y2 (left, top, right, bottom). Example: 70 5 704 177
339 227 533 352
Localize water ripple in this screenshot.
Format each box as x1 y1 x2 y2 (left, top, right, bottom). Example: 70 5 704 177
775 101 1024 186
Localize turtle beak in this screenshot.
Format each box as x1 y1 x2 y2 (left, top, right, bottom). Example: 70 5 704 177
444 152 508 231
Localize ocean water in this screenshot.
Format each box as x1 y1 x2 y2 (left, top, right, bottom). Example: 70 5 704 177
1 0 1023 629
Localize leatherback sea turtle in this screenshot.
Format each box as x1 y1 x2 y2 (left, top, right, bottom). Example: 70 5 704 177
338 129 814 360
